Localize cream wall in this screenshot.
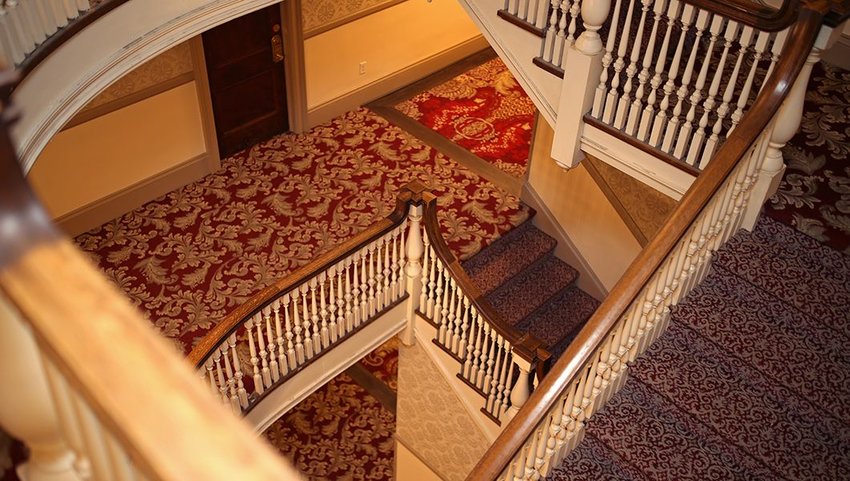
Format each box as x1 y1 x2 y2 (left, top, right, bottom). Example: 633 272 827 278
527 121 641 291
304 0 483 111
29 82 207 225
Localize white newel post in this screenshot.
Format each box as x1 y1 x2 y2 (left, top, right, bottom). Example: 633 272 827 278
507 355 532 419
0 299 83 481
741 24 838 231
551 0 612 168
402 203 424 346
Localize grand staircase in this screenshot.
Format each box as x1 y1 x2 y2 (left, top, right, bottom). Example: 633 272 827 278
550 216 850 480
463 221 599 363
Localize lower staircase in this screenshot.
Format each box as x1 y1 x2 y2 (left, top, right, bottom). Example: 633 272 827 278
462 221 600 363
548 216 850 480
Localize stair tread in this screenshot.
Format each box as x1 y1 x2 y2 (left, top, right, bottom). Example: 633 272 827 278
484 255 578 326
516 286 598 352
546 432 645 481
463 221 557 296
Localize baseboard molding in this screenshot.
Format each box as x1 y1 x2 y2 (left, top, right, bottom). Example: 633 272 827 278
521 182 609 301
55 152 213 237
306 35 490 128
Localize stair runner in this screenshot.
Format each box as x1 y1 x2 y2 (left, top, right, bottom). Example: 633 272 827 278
462 220 600 362
548 216 850 481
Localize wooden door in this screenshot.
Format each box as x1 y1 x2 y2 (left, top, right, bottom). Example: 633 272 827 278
202 5 289 158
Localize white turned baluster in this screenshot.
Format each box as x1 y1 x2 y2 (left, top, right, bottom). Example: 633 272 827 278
534 0 550 29
367 243 377 317
730 30 770 132
486 336 504 414
0 6 22 67
244 319 263 395
662 9 709 153
281 295 297 370
650 1 692 146
290 293 305 365
553 1 570 67
19 1 44 48
219 344 239 412
61 0 77 19
426 245 437 318
350 255 361 328
447 279 460 354
541 0 560 64
419 233 430 310
614 0 650 129
433 262 445 328
319 272 331 348
626 0 661 136
481 328 496 393
762 29 788 90
638 0 677 141
47 1 68 29
255 314 272 389
702 25 752 164
6 1 34 58
263 307 279 384
591 0 623 117
392 228 402 301
603 0 636 123
300 284 314 359
76 0 90 11
359 251 368 324
565 0 580 55
309 278 321 353
469 311 484 382
509 355 533 418
327 267 339 343
204 358 217 398
335 265 346 339
688 19 738 167
228 333 248 408
674 13 722 159
272 301 288 378
382 236 391 307
508 0 517 15
458 296 470 359
344 258 354 333
399 221 408 296
69 393 112 481
477 324 492 389
494 341 513 417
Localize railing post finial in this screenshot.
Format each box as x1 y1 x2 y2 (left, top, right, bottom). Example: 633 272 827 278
575 0 612 55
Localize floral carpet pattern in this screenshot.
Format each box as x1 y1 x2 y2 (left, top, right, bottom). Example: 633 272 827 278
75 108 529 354
394 57 535 179
766 61 850 254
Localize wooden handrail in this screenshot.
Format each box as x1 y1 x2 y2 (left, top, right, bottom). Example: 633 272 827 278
187 188 414 366
466 2 828 479
417 185 549 364
0 71 303 481
681 0 799 31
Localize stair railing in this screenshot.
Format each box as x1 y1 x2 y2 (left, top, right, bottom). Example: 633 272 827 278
0 70 303 481
408 183 550 425
186 188 420 417
466 2 828 480
0 0 93 66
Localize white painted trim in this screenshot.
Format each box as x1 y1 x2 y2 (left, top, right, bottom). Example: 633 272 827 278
412 317 501 442
188 36 222 174
245 301 407 433
581 124 696 200
521 183 609 301
55 153 213 237
14 0 285 174
305 35 489 128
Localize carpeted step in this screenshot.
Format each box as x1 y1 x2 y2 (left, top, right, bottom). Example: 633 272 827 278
484 254 578 326
462 221 557 296
548 432 646 481
629 318 850 480
713 217 850 336
516 286 599 360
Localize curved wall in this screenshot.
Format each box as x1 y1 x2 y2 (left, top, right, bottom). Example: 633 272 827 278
12 0 279 173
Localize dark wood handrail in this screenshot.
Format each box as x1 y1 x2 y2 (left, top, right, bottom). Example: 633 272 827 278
681 0 799 31
466 2 828 479
187 186 419 366
417 187 549 364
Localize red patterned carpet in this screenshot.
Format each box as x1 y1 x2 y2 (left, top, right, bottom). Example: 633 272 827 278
766 61 850 254
262 338 399 481
394 57 535 179
75 108 530 354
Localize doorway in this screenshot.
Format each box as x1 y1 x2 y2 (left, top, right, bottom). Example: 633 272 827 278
202 4 289 157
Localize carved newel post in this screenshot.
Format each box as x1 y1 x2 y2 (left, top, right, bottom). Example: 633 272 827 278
551 0 612 168
0 300 83 481
507 356 533 419
403 203 424 346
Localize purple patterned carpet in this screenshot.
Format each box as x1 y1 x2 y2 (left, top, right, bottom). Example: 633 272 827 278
549 216 850 480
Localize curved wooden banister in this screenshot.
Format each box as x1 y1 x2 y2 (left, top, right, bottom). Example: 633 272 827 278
187 191 413 367
466 2 828 479
0 70 302 480
418 191 549 364
682 0 799 31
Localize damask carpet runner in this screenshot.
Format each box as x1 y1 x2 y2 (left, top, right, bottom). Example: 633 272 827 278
394 57 535 179
548 206 850 480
